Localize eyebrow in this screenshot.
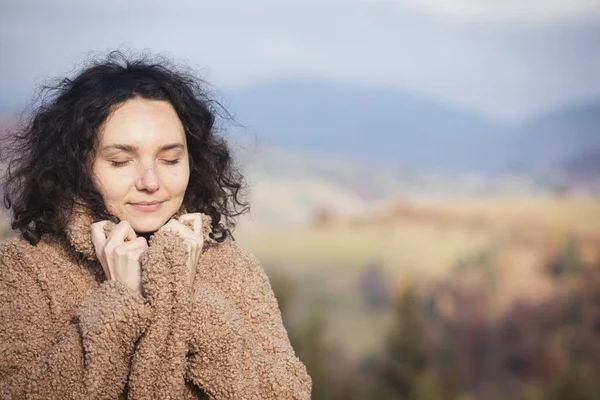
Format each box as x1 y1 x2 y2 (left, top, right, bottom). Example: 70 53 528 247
101 143 186 153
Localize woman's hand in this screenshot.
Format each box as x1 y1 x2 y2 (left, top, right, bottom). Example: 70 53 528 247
91 220 147 297
157 213 204 288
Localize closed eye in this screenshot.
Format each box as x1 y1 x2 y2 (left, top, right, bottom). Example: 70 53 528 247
109 159 180 167
110 160 130 167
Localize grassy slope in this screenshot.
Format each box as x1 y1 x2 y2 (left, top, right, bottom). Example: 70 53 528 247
236 195 600 359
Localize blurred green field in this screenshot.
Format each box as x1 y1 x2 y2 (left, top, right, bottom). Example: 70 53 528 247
239 195 600 271
236 195 600 360
239 221 500 277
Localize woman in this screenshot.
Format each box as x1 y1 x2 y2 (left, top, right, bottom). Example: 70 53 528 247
0 52 311 399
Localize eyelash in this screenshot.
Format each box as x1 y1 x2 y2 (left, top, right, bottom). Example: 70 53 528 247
109 159 181 167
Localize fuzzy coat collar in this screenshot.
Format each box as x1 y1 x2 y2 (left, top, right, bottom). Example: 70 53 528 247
64 202 214 261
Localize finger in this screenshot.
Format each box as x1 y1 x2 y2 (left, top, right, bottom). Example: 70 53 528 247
106 220 137 245
116 237 148 251
127 246 147 261
90 220 110 253
178 213 202 235
183 237 196 252
124 222 137 241
114 238 148 261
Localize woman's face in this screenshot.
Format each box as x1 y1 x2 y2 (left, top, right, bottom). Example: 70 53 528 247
92 97 190 233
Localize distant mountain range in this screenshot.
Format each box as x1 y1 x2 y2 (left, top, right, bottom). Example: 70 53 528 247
227 78 600 175
227 78 502 174
499 101 600 170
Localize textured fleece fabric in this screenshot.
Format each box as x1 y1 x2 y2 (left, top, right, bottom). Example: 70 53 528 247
0 204 311 399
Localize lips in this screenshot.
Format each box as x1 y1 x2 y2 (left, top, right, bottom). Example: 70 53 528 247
129 201 164 212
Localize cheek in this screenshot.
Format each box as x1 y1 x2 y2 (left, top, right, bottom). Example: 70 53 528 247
92 164 132 203
163 163 190 196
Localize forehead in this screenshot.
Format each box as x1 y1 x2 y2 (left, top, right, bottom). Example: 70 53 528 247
97 98 186 145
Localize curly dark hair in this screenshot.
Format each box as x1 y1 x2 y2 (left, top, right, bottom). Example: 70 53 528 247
1 51 249 245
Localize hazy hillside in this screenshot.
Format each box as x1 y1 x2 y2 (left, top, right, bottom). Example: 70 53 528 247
530 146 600 194
235 144 554 231
562 147 600 176
499 100 600 170
227 79 600 175
228 78 503 174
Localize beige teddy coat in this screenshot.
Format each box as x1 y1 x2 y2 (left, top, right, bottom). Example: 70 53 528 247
0 205 311 399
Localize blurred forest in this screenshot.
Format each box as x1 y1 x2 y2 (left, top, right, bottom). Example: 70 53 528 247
251 196 600 400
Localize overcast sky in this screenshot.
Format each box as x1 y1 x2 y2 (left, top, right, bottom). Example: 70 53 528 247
1 0 599 122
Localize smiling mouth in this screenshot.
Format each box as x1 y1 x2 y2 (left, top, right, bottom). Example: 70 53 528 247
129 201 164 211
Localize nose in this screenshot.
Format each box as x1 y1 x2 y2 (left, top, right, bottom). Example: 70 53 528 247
135 167 160 192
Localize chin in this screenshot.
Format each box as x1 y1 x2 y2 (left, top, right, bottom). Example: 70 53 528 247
128 214 171 234
131 223 162 234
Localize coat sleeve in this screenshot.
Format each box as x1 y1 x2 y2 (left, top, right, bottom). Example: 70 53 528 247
185 243 312 400
0 253 152 400
124 229 193 400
